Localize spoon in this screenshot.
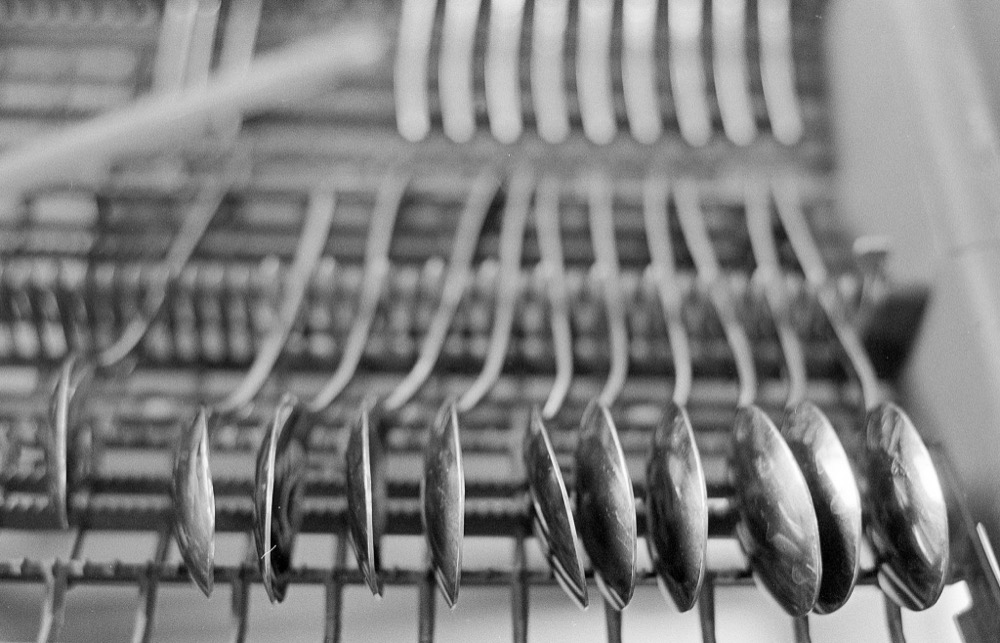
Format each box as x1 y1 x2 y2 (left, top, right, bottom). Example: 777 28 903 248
576 174 637 615
522 175 588 608
45 153 244 529
422 168 533 608
745 180 862 614
251 172 408 602
173 189 336 596
773 177 949 611
343 170 499 604
674 178 822 617
641 176 709 612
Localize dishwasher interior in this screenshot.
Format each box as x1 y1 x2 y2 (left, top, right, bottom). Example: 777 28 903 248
0 0 999 641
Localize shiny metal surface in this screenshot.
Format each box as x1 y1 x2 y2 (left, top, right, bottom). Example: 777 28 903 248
732 405 823 617
745 181 862 613
865 402 950 611
44 352 92 529
773 177 951 611
642 176 708 613
252 393 308 604
575 402 637 611
523 176 588 608
524 406 588 608
171 406 215 597
346 402 388 597
421 402 465 609
675 178 823 616
781 401 862 612
645 401 708 611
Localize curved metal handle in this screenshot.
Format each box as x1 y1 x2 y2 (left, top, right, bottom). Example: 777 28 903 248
216 190 336 414
458 170 533 412
674 179 758 406
385 170 500 411
588 174 629 407
535 176 574 419
642 176 694 406
744 181 808 406
309 173 408 412
772 178 882 409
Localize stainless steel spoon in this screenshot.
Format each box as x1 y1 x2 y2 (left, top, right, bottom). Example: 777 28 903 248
642 176 709 612
674 178 822 617
251 172 408 602
745 181 863 614
45 154 243 529
173 189 336 596
422 168 533 608
522 175 588 608
345 170 499 604
576 174 637 614
773 177 949 611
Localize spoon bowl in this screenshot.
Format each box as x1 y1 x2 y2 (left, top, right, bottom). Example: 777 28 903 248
346 402 388 597
732 404 822 617
645 401 708 612
421 401 465 608
864 402 949 611
575 401 637 611
253 394 308 604
781 400 862 613
172 407 215 597
524 406 588 608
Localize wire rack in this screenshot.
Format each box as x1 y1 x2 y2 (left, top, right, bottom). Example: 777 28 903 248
1 0 999 642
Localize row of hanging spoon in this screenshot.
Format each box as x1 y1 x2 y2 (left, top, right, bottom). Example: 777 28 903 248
34 165 949 639
397 0 807 146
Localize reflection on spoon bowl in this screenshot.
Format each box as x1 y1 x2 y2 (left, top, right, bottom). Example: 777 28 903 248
780 400 862 613
731 405 822 617
864 402 949 611
645 401 708 612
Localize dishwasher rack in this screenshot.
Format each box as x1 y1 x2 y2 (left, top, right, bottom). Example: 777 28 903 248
1 0 999 641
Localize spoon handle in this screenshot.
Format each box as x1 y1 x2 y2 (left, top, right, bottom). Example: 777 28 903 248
744 181 808 406
642 176 693 407
535 176 574 419
458 169 532 412
675 179 758 406
588 174 629 407
95 150 247 369
772 178 882 409
216 190 336 413
309 173 408 412
385 170 499 412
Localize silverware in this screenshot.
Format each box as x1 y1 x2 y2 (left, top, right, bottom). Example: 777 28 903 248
675 178 822 617
251 172 408 602
523 176 588 608
773 177 949 611
576 174 637 616
173 189 336 596
642 176 709 613
45 155 243 529
745 181 863 614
